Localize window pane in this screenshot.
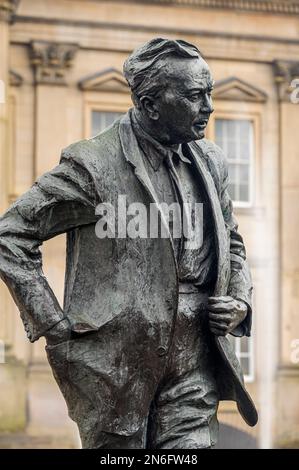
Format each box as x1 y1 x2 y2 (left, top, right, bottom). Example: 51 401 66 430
239 184 249 202
239 164 249 184
228 164 237 184
241 335 250 354
239 120 251 142
215 118 253 204
240 357 250 376
227 138 237 160
240 141 250 161
91 111 123 137
228 183 237 201
228 333 254 382
227 119 237 138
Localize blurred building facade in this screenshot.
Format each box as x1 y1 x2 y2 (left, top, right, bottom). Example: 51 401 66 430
0 0 299 448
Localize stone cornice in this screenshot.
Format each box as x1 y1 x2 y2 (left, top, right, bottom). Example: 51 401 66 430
0 0 19 23
13 15 299 47
104 0 299 16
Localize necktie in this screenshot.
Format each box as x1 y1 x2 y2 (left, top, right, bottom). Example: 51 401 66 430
164 152 191 260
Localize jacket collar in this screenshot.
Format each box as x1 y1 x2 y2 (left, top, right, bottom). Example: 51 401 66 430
130 110 191 171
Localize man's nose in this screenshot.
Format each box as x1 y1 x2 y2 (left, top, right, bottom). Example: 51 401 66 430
202 94 214 114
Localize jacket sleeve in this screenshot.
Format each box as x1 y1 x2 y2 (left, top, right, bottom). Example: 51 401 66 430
220 157 253 338
0 152 98 342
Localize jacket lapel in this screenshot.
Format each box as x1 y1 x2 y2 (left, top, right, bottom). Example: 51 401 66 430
188 140 230 296
118 112 176 259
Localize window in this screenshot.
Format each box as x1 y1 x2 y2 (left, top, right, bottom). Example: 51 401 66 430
229 334 254 383
215 119 254 206
91 111 123 137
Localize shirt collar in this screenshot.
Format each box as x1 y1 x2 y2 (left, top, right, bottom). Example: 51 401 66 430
131 110 191 171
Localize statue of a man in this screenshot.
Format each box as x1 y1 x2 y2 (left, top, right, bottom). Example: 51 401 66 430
0 38 257 449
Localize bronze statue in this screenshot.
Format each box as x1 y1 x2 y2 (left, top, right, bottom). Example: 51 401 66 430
0 38 257 449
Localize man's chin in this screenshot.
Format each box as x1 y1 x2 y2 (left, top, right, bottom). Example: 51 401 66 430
193 128 206 140
177 129 205 144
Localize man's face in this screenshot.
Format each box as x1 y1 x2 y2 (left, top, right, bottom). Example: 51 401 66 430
155 57 214 145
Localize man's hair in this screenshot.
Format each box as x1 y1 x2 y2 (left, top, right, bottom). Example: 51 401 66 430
123 37 201 107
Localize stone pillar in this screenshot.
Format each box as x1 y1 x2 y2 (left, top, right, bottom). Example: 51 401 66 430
0 0 17 347
27 40 78 360
29 41 78 177
0 0 27 433
0 1 18 207
25 41 79 443
0 1 21 348
0 0 11 344
273 60 299 447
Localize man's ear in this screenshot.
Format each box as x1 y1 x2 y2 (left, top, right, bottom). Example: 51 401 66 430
139 95 159 121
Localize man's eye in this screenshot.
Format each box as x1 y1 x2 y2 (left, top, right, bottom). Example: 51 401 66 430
189 95 200 102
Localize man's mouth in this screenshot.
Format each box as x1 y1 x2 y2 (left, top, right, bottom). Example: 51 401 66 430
194 118 209 130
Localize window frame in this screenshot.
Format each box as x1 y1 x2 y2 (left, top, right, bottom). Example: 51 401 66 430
84 91 131 139
89 109 125 138
232 333 255 383
207 110 260 209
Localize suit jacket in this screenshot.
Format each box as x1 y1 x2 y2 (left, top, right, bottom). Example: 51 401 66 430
0 110 257 433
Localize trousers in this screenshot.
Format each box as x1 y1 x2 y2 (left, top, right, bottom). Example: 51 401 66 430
95 286 219 449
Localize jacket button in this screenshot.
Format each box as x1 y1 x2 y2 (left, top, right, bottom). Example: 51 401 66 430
156 346 167 357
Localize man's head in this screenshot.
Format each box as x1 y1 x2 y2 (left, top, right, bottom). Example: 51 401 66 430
123 38 214 145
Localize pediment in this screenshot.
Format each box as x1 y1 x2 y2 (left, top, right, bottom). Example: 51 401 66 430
213 77 267 102
78 68 129 93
